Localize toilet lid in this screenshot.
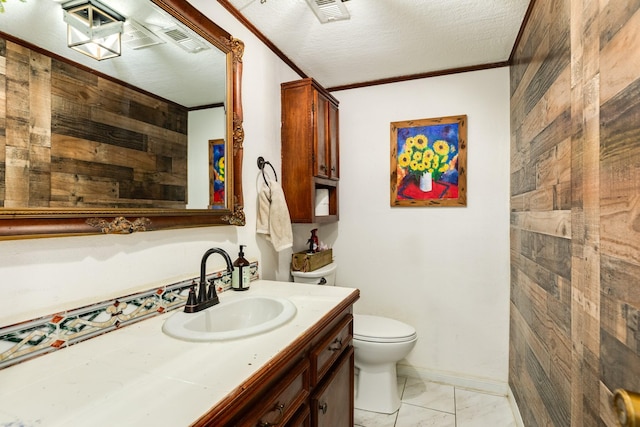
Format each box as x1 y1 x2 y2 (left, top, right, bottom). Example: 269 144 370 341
353 314 417 343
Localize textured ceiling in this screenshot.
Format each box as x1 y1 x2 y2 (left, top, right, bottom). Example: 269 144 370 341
225 0 531 89
2 0 531 105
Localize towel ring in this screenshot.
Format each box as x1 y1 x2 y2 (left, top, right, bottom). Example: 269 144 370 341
257 156 278 187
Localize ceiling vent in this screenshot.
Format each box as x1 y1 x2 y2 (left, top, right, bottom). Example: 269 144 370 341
157 24 209 53
122 20 164 50
305 0 350 24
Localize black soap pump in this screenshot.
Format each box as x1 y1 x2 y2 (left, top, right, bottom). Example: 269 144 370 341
232 245 250 291
307 228 319 253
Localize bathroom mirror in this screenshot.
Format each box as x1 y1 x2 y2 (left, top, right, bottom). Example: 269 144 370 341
0 0 245 238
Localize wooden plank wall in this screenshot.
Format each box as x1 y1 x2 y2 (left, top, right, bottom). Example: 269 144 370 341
0 37 188 209
510 1 640 426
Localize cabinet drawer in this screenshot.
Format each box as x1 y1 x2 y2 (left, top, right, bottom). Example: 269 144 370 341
237 359 309 427
286 404 310 427
310 314 352 386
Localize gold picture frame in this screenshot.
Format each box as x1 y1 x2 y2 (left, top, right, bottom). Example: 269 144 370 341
390 115 467 207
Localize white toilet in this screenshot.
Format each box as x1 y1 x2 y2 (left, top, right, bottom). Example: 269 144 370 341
291 261 417 414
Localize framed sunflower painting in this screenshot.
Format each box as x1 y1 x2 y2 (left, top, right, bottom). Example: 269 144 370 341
390 115 467 207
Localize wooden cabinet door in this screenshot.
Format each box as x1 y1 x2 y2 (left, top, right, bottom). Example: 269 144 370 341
314 92 329 179
328 102 339 180
311 348 354 427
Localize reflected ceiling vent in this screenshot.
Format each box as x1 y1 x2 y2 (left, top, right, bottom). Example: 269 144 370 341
157 24 209 53
305 0 350 24
122 20 164 50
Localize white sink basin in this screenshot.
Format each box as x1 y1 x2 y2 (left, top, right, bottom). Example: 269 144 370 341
162 296 297 342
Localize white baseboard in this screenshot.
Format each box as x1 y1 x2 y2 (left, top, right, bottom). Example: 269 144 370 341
396 364 524 425
396 364 509 395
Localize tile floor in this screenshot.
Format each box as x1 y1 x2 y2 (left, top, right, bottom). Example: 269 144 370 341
354 376 518 427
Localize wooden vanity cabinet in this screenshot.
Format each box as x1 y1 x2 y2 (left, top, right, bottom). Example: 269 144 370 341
192 297 357 427
281 78 340 223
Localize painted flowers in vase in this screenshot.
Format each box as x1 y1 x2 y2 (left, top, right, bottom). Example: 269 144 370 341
0 0 27 13
397 134 455 191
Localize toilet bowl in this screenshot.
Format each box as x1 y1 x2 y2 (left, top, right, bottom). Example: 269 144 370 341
291 261 418 414
353 314 417 414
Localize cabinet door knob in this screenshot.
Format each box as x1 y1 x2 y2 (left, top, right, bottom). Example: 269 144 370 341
258 402 285 427
319 402 328 414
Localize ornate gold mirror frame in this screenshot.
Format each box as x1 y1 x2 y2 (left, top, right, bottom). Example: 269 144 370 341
0 0 245 239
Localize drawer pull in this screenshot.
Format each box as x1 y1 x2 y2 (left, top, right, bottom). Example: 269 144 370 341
328 337 343 352
319 402 328 414
258 403 285 427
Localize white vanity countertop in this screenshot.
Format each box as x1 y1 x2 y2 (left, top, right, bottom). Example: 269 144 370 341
0 281 358 427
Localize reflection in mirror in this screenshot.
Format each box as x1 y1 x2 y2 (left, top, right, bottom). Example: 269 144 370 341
188 111 226 209
0 0 245 238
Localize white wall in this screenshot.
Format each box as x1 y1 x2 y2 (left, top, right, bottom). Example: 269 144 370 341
333 68 511 384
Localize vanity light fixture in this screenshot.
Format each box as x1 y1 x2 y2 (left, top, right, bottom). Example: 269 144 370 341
62 0 125 61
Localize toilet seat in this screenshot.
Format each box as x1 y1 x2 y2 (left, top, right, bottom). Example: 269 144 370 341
354 314 417 343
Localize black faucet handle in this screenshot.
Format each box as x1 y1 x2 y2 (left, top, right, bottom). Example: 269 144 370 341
206 283 220 306
184 285 198 312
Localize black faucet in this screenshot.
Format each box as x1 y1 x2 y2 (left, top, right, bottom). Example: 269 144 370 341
184 248 234 313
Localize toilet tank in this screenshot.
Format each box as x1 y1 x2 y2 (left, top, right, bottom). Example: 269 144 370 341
291 262 337 286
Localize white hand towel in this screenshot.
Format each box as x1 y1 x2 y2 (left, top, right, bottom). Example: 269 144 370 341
256 180 293 252
256 184 270 235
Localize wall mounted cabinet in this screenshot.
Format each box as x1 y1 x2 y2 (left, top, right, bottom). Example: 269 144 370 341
281 78 339 223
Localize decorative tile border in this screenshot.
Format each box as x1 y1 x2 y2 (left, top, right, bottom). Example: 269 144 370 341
0 262 259 370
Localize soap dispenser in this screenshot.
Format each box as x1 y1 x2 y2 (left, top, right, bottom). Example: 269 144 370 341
307 228 319 253
232 245 250 291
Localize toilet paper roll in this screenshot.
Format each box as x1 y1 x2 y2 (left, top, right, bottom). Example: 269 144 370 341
315 189 330 216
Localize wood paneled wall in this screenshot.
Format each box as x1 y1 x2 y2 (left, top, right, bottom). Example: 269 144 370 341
0 37 188 209
510 1 640 425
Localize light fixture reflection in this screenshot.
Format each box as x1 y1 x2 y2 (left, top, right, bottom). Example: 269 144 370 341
62 0 125 61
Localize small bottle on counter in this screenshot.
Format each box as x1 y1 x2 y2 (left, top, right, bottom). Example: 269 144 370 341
232 244 250 291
